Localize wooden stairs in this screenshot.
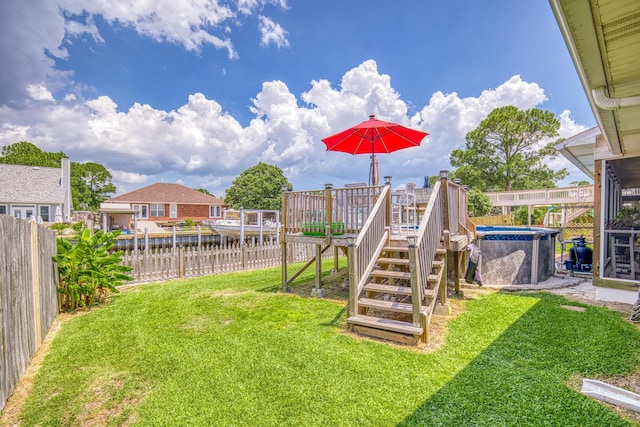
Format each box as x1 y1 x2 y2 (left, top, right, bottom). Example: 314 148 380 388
346 242 447 345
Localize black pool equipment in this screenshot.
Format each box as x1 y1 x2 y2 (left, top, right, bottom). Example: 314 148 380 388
564 235 593 272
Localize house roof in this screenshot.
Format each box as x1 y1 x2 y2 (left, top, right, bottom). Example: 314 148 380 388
107 183 224 205
550 0 640 187
0 163 65 204
555 127 599 179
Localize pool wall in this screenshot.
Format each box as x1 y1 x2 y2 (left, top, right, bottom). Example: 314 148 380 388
476 226 559 286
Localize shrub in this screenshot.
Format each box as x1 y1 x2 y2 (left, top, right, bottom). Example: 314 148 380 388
71 221 85 234
53 229 133 312
183 218 195 227
50 222 67 234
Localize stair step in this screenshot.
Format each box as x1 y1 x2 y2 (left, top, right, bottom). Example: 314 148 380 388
383 246 408 253
427 274 439 283
359 298 413 314
424 288 437 298
436 247 447 255
347 314 423 335
364 283 412 296
371 269 410 280
378 257 410 266
432 259 445 269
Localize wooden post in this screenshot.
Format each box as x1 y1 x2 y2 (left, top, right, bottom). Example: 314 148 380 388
440 173 450 232
408 243 422 328
333 245 339 272
311 243 326 297
593 159 602 278
281 186 290 292
348 243 357 317
441 230 450 304
178 245 185 278
242 244 248 270
384 176 392 227
324 183 333 244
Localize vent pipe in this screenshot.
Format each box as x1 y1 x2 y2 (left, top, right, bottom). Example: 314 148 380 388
592 86 640 110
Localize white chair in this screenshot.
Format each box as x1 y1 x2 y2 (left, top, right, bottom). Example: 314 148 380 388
403 182 417 228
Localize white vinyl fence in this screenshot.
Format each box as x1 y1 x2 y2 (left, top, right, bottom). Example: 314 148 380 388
121 241 334 283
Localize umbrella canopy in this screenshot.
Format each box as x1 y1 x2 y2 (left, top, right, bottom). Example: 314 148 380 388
322 115 428 185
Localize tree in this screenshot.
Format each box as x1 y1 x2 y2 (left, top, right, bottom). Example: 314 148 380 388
0 141 116 210
0 141 65 167
450 106 568 192
570 180 591 187
224 162 292 210
73 162 117 210
467 189 492 217
196 188 215 197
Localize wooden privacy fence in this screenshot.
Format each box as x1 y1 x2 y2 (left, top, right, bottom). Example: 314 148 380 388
122 241 334 283
1 216 59 413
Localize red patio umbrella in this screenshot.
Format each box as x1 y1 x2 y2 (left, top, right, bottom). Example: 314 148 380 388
322 115 428 185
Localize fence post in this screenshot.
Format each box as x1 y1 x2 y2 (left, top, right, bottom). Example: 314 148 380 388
242 244 248 270
178 244 185 278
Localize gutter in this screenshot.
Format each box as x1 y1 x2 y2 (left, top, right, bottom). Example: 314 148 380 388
592 86 640 110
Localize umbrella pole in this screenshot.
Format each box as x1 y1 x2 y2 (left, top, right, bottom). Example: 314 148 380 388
369 154 375 186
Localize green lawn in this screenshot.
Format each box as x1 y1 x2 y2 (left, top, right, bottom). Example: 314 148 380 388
13 263 640 426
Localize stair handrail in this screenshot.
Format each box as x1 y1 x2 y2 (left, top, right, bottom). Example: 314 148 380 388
348 184 391 316
412 180 445 308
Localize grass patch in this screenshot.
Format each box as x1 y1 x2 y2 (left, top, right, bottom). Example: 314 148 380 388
11 263 640 426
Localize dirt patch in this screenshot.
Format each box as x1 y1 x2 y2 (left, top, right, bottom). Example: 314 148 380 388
567 372 640 426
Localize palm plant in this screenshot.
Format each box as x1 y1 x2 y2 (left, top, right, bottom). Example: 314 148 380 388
54 229 133 311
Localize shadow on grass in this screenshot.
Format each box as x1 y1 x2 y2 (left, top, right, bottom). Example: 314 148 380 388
321 305 347 328
397 292 640 426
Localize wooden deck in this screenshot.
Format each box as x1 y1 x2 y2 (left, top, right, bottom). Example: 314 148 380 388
280 178 473 345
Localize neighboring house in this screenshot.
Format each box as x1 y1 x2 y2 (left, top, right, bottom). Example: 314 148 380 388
103 182 226 225
0 158 72 222
551 0 640 303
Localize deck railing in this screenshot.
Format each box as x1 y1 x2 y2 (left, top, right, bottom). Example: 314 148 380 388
409 180 445 325
282 184 383 236
485 185 595 207
348 185 391 316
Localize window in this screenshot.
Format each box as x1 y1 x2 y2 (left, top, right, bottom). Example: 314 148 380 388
209 205 221 218
150 203 165 217
169 204 177 218
39 205 50 222
132 204 148 219
0 205 6 215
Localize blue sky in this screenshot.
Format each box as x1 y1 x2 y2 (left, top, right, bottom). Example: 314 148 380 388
0 0 593 197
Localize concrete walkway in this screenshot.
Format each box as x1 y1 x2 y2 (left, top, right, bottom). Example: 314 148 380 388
460 274 639 313
460 274 597 300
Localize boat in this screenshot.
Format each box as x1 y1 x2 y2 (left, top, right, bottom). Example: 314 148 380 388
205 219 279 239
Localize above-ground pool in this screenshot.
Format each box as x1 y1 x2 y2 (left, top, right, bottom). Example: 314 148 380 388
475 226 560 286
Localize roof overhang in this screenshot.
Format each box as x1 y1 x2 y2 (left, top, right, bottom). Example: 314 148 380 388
550 0 640 187
99 202 138 214
555 127 598 179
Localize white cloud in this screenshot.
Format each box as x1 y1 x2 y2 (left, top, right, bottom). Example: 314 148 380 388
258 15 290 48
0 60 592 195
0 1 290 106
27 84 55 102
0 1 68 104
